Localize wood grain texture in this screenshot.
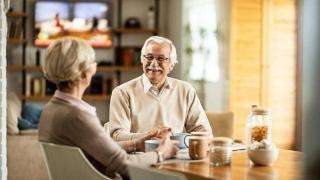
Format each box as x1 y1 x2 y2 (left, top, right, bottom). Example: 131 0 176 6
229 0 264 144
158 150 303 180
229 0 297 149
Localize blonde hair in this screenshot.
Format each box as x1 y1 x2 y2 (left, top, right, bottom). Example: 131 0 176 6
140 36 178 66
42 38 96 88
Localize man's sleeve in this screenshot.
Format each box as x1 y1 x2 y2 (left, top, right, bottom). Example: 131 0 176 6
109 87 144 141
184 86 213 135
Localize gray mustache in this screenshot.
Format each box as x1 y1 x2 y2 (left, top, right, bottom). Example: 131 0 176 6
146 67 162 71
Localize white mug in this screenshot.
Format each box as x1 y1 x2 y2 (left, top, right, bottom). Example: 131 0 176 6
144 139 160 152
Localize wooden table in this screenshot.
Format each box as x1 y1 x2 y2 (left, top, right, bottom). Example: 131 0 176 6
157 150 303 180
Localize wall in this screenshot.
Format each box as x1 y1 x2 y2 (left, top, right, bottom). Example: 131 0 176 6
165 0 182 79
302 0 320 178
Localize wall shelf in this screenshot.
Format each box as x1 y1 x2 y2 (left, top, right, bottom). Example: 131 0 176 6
7 65 142 73
7 65 40 72
22 95 111 101
7 12 28 18
7 38 27 45
97 65 142 72
114 28 158 34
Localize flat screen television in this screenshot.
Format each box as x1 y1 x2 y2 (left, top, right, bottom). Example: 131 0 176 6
34 0 112 48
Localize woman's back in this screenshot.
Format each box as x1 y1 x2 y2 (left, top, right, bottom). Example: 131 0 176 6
39 96 130 177
39 97 77 145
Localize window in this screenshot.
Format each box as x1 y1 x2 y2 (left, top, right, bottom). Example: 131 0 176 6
183 0 219 82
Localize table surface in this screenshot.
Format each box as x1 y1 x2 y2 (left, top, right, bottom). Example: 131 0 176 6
157 149 303 180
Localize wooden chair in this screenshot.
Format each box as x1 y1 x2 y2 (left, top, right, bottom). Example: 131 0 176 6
128 164 187 180
40 142 111 180
206 112 235 140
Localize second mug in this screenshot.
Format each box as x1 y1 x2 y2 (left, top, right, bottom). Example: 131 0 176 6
188 136 209 160
170 132 190 149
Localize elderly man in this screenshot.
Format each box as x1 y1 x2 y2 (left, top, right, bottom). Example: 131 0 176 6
109 36 212 141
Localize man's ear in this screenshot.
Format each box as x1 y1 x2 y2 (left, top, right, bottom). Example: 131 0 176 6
169 64 175 72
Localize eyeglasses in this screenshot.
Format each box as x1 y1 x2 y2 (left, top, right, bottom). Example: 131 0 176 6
143 54 169 63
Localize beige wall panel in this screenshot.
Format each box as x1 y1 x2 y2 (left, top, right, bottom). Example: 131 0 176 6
229 0 297 149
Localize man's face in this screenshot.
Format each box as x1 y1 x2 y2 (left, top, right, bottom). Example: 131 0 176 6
142 42 172 86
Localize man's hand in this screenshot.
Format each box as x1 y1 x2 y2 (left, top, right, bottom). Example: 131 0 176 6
156 133 179 159
148 127 172 139
135 127 172 152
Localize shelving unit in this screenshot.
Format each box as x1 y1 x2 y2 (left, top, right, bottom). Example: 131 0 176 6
6 0 27 104
114 0 160 81
7 0 160 103
116 0 159 41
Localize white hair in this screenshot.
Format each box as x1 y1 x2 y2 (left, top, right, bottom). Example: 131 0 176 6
42 38 96 85
140 36 178 66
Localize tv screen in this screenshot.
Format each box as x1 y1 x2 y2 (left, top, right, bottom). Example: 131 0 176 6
34 1 112 48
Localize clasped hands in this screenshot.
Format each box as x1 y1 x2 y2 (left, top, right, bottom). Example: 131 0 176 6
134 127 179 159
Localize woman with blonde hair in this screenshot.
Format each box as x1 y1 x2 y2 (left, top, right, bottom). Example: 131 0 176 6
39 38 178 179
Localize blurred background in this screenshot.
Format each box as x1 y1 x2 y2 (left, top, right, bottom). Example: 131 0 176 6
3 0 320 179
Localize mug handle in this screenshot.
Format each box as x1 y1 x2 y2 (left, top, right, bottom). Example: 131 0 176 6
190 141 199 159
184 134 191 148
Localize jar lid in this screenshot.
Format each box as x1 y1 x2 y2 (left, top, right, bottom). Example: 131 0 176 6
252 108 269 115
212 137 232 145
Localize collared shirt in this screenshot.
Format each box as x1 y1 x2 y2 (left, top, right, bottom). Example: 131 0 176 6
53 90 97 116
142 73 171 97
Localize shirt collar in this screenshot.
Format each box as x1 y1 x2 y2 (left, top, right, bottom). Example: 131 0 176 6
53 90 97 116
141 74 172 94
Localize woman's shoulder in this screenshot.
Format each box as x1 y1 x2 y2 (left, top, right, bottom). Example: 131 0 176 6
43 97 96 121
44 97 77 113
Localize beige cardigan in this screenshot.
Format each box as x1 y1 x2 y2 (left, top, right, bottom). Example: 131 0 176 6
39 97 157 178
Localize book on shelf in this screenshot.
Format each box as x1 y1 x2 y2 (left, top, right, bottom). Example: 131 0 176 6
8 19 23 39
115 47 141 66
41 78 46 96
25 74 32 96
25 76 57 97
32 77 44 96
24 75 119 97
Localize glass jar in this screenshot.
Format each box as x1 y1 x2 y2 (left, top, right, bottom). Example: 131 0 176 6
209 137 232 166
245 108 272 146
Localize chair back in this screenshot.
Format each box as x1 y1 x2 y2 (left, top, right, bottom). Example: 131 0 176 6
128 164 186 180
206 112 235 139
40 142 110 180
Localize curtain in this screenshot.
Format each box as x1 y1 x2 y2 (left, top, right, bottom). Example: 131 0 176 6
183 0 219 82
0 0 8 178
